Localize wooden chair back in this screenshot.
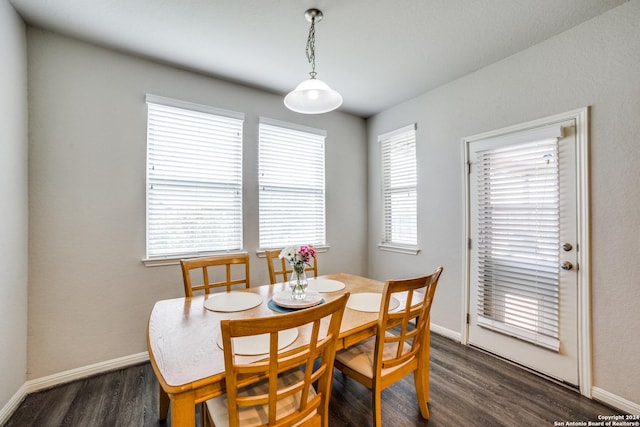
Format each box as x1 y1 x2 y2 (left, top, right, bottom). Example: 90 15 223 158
212 293 349 427
334 266 443 426
180 253 250 297
264 249 318 285
376 267 443 376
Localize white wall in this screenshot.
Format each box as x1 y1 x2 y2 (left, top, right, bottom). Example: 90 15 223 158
0 0 29 415
367 0 640 405
26 29 367 379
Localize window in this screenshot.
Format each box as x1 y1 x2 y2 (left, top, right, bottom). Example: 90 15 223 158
379 124 418 253
473 125 563 350
145 95 244 260
258 118 326 249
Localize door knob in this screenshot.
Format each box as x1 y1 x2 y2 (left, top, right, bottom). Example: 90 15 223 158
562 243 573 251
561 261 573 270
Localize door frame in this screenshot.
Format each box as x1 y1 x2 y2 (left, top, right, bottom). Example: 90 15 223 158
461 107 591 397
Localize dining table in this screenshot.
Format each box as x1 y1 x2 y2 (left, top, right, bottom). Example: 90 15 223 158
146 272 424 426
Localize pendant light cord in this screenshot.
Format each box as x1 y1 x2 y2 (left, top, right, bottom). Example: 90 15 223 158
306 16 317 79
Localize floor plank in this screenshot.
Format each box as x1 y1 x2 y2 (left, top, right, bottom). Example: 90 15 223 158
4 333 624 426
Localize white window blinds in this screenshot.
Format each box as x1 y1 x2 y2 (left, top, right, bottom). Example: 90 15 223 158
476 128 562 351
259 118 326 249
380 124 417 247
146 95 244 259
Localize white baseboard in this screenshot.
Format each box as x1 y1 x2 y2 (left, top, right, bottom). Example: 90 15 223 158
3 350 638 424
24 351 149 394
592 387 640 415
430 322 462 342
0 351 149 424
0 384 28 426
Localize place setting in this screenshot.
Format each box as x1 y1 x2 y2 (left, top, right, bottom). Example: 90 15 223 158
306 277 346 293
268 278 345 313
346 292 400 313
215 327 299 356
204 291 264 312
268 288 325 313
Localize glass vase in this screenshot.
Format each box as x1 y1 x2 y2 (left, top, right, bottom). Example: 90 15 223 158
289 268 308 300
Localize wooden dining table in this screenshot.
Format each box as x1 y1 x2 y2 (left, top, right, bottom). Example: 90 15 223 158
146 272 420 426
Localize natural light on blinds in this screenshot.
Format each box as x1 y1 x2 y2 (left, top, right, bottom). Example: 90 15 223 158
146 96 244 258
380 124 417 247
258 119 326 249
476 134 561 351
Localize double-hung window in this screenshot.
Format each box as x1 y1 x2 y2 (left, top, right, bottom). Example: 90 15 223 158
379 123 418 253
258 118 326 249
145 95 244 261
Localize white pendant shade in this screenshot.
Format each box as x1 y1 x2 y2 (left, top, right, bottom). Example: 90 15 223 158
284 78 343 114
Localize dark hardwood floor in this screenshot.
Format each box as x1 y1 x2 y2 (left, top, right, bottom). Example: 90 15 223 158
4 333 622 426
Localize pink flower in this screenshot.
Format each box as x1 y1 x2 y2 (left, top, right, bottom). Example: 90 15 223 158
280 245 316 267
298 245 316 264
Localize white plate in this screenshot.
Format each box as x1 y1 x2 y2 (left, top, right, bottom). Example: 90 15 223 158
216 328 299 356
272 290 323 309
306 278 346 293
204 291 263 312
346 292 400 313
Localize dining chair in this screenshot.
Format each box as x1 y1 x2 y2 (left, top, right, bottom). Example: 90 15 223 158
180 253 250 297
264 249 318 285
204 293 350 427
334 266 444 427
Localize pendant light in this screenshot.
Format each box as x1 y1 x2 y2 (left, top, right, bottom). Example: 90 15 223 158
284 9 343 114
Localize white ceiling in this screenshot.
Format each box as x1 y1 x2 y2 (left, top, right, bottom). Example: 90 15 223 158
9 0 627 117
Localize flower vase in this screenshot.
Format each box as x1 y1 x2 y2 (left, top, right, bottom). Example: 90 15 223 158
289 268 308 300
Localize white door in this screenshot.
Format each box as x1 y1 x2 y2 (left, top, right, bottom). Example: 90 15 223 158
467 119 580 386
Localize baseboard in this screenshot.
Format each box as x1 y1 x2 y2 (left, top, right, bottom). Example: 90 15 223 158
0 384 28 426
430 322 462 342
4 349 638 424
592 387 640 415
0 352 149 424
24 351 149 394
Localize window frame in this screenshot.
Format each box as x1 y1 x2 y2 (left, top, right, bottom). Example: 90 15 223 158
143 94 245 266
258 117 327 250
377 123 420 255
473 129 563 351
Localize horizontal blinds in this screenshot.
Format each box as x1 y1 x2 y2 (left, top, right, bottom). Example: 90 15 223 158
476 137 560 351
146 101 244 258
380 124 417 246
259 121 326 248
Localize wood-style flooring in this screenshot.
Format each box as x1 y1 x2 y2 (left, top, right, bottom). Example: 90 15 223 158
4 333 622 426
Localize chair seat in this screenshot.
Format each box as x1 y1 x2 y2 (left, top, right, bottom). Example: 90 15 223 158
335 333 412 379
333 268 443 427
206 369 317 427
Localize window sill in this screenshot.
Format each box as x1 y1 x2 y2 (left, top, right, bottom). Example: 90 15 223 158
255 245 330 258
142 251 248 267
377 244 421 255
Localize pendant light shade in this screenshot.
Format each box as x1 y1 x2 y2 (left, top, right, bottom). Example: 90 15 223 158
284 9 342 114
284 77 343 114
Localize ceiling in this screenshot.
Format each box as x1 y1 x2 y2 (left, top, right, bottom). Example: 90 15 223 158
9 0 627 118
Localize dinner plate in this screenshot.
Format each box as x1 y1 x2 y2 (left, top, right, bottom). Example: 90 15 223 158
204 291 263 312
216 328 299 356
272 290 323 309
306 278 346 293
346 292 400 313
268 298 325 313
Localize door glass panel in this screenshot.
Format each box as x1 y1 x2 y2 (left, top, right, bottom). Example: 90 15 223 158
476 138 560 351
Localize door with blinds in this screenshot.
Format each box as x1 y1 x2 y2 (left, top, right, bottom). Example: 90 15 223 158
467 119 580 386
